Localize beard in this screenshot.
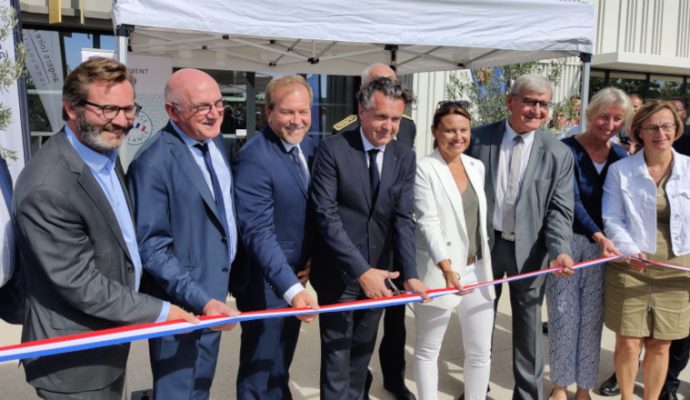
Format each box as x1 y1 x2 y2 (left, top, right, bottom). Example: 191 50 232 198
76 111 131 153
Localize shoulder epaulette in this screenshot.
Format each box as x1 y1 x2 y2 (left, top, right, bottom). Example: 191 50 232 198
402 113 413 121
333 114 358 131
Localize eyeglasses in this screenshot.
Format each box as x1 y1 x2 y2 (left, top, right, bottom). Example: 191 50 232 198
174 100 225 116
82 100 141 119
437 100 470 109
521 97 551 109
640 124 676 134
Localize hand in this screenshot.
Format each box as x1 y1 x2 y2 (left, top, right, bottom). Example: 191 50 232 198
202 299 240 331
297 259 311 286
166 305 200 325
291 290 319 323
404 278 430 302
627 252 649 272
551 253 575 277
592 232 621 257
357 268 399 299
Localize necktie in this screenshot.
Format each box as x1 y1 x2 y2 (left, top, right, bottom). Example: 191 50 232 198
289 146 309 191
194 143 229 237
368 149 380 202
502 135 524 235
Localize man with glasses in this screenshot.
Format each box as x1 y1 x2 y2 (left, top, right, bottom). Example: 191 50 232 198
128 68 239 399
13 57 198 399
467 74 575 400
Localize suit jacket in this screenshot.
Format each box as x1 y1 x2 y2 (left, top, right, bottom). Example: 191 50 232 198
232 127 317 310
332 114 416 148
414 151 495 309
468 120 574 273
309 128 417 303
127 123 233 314
13 131 163 392
0 155 22 324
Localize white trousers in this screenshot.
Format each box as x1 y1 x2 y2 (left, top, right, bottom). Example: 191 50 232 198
413 264 494 400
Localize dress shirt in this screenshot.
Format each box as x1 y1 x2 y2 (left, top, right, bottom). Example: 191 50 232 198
171 122 237 263
279 139 308 304
65 127 169 321
603 150 690 257
359 130 385 174
492 122 536 231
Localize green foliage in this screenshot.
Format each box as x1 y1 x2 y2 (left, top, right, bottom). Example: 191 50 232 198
0 6 25 160
445 60 568 129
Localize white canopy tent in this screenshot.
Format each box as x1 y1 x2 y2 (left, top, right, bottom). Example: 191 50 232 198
111 0 593 76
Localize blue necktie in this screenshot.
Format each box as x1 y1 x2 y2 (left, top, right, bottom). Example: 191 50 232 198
368 149 380 202
0 158 12 211
289 146 309 191
195 143 229 237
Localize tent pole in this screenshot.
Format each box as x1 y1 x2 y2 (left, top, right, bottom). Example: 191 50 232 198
115 25 134 64
579 52 592 131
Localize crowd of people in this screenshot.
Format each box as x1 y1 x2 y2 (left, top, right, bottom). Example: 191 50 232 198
0 57 688 400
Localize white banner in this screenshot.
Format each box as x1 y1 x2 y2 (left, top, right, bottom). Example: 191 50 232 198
120 53 172 169
24 29 63 133
0 0 26 181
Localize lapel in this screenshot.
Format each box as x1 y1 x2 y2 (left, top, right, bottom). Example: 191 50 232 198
429 150 467 242
266 129 308 198
488 120 506 193
518 130 545 199
164 124 224 226
343 130 373 209
56 132 132 262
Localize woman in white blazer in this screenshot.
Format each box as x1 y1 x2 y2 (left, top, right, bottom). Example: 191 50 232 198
413 102 495 400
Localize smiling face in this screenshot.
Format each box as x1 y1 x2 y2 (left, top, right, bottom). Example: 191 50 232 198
587 103 626 143
266 83 311 145
358 91 405 147
165 69 224 142
433 113 471 162
65 79 136 153
638 108 677 152
506 89 552 133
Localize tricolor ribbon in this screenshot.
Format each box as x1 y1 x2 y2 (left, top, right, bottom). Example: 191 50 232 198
1 254 686 363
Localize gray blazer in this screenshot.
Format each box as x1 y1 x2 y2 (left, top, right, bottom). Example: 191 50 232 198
13 131 163 393
468 120 574 273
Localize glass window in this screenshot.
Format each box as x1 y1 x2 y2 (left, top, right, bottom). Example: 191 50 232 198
648 74 683 99
608 71 646 98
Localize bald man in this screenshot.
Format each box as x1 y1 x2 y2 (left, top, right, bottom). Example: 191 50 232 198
128 68 239 399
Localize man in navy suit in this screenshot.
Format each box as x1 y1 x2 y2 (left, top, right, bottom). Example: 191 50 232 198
233 75 319 399
310 77 428 399
128 68 239 400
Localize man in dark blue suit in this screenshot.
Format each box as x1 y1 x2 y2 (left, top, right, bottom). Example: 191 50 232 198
128 68 239 400
310 77 428 399
0 155 18 323
233 75 319 399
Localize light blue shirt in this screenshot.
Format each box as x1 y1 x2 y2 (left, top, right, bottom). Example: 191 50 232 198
170 122 237 263
65 127 169 322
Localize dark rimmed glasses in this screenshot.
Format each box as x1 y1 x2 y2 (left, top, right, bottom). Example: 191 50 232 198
82 100 142 120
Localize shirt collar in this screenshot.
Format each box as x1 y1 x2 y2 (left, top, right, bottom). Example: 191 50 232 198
504 120 536 147
280 138 300 154
170 120 213 148
359 129 386 153
64 125 117 174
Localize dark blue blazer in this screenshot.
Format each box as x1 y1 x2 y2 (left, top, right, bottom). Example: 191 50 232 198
309 128 417 304
232 128 317 310
127 123 233 313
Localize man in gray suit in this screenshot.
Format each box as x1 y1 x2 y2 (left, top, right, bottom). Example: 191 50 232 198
13 57 196 400
468 74 575 400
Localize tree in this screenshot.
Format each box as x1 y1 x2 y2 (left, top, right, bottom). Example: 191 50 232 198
0 5 26 161
445 60 569 129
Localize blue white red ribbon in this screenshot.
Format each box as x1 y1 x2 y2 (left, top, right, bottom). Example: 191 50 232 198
1 254 687 363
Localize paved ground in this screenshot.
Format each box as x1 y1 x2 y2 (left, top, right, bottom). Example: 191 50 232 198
1 283 688 399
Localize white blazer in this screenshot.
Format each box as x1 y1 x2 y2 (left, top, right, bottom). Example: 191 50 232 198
415 150 495 309
603 149 690 257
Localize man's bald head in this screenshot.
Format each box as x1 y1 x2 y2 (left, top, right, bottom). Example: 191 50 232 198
361 63 396 86
165 68 220 105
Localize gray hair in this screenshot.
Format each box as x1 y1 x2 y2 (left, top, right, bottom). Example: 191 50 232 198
586 87 634 130
510 74 552 97
360 63 396 86
357 77 415 110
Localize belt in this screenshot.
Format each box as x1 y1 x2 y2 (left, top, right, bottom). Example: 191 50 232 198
466 255 477 265
496 230 515 242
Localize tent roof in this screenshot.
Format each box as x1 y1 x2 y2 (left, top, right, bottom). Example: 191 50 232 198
112 0 594 75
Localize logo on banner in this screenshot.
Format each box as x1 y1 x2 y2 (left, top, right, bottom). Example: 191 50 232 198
128 112 154 146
